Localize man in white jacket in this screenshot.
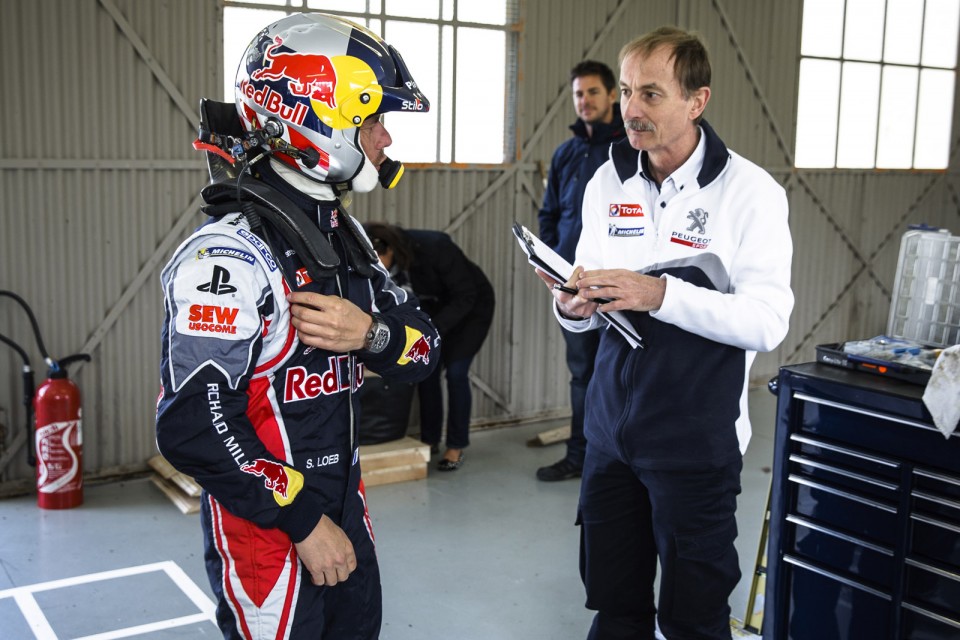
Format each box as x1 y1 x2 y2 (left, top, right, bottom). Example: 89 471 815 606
541 26 794 640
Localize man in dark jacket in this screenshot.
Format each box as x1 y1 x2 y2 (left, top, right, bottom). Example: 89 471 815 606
364 222 495 471
536 61 625 481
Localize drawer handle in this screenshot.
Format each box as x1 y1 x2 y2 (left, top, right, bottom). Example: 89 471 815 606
783 554 891 600
914 467 960 488
789 474 898 514
790 433 899 468
905 557 960 585
786 514 894 556
794 392 947 436
901 602 960 629
789 454 899 491
911 513 960 535
912 490 960 513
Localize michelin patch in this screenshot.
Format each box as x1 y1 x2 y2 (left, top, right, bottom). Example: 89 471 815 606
609 224 645 237
197 246 256 265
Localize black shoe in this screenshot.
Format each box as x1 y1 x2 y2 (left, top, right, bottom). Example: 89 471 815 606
437 452 464 471
536 458 582 481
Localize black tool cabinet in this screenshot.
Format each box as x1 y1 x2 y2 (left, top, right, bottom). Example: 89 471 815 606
764 363 960 639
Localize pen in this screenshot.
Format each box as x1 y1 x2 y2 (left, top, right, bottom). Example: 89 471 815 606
553 283 615 304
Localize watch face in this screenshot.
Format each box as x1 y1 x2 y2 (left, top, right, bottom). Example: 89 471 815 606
366 317 390 353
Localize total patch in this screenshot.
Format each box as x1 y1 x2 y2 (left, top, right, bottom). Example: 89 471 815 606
609 203 644 217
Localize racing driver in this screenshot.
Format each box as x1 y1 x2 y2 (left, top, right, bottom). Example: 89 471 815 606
156 13 439 639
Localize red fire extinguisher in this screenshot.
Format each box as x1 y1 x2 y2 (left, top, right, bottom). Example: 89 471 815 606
34 355 90 509
1 290 91 509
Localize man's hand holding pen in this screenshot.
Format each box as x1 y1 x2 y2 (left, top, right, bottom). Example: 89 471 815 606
536 266 598 320
536 267 666 317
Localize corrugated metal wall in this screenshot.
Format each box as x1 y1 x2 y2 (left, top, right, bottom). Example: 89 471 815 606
2 0 959 489
0 0 215 490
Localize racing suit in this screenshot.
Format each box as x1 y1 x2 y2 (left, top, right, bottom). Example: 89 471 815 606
559 120 793 638
156 170 439 640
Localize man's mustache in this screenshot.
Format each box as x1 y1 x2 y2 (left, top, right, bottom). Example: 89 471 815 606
625 119 656 132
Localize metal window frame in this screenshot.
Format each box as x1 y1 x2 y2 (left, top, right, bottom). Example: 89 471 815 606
797 0 957 170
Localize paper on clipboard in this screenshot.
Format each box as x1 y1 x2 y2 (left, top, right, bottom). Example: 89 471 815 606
512 223 644 349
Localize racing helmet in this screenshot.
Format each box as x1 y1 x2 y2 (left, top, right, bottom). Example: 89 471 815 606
235 13 429 184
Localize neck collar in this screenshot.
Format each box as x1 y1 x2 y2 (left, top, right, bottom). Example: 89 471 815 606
611 119 729 188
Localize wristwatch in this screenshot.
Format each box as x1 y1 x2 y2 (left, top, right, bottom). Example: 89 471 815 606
363 314 391 354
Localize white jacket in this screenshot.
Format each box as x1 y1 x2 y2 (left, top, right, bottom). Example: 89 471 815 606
558 121 793 468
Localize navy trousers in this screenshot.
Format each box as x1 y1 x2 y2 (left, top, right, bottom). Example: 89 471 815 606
561 327 601 466
418 355 474 449
578 446 742 640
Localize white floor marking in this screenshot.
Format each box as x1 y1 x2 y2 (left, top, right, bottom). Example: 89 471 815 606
13 592 57 640
73 613 215 640
0 561 217 639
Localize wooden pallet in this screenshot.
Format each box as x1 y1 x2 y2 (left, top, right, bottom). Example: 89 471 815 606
526 425 571 447
360 437 429 487
148 455 201 514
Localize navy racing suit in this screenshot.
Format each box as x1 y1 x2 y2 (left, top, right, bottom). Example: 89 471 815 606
156 174 439 639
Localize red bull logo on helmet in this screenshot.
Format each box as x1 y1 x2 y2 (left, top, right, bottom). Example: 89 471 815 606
241 459 304 506
397 327 432 366
252 37 338 109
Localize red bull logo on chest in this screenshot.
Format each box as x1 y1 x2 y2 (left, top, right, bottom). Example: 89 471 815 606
252 37 338 109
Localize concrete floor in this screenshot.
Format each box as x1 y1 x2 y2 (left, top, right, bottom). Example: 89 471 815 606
0 387 777 639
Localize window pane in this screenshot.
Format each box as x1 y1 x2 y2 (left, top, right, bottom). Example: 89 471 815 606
801 0 844 57
384 0 440 20
223 7 288 100
844 0 885 61
457 0 508 25
876 66 919 168
883 0 923 65
305 0 370 12
837 62 880 167
440 25 454 162
795 59 841 167
914 69 955 168
923 0 960 68
455 28 505 162
384 21 439 162
442 0 454 21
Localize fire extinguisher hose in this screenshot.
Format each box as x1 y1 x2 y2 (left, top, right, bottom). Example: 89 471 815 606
0 332 37 466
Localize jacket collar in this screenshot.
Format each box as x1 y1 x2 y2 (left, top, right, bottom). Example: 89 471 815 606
570 104 625 143
611 119 729 188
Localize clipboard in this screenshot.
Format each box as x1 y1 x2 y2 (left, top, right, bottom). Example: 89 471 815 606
512 222 645 349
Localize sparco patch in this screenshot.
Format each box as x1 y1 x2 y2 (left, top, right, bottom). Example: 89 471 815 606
236 228 278 271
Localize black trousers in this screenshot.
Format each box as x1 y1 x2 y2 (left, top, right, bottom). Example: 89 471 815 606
578 446 742 640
